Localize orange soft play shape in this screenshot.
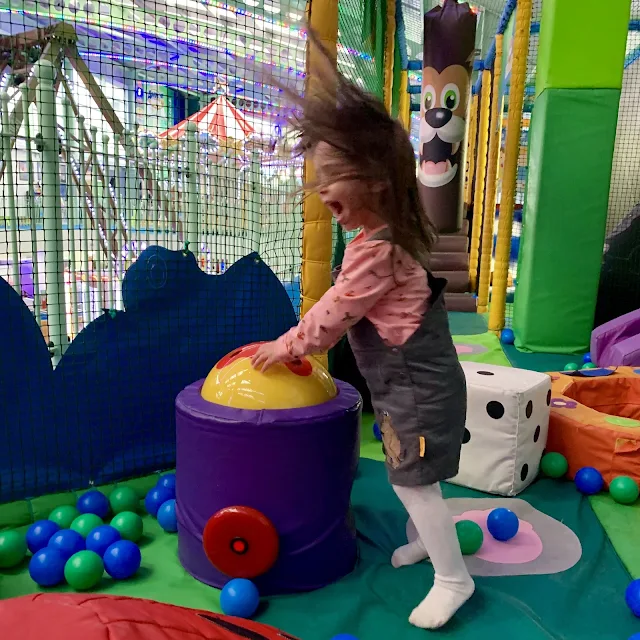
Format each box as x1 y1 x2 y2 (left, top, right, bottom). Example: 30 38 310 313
546 367 640 485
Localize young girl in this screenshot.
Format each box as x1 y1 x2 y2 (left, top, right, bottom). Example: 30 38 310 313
252 35 474 630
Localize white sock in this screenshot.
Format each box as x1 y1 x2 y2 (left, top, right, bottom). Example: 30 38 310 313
391 539 428 568
393 483 475 629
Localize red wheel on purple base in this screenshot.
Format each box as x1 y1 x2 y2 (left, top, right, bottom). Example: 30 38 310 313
203 506 279 579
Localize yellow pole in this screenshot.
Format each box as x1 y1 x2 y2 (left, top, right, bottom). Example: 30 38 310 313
468 69 491 292
477 35 503 313
399 70 410 131
301 0 338 366
464 93 479 207
383 0 396 113
489 0 533 332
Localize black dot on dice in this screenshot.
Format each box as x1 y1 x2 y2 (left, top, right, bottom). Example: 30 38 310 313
526 400 533 419
534 425 541 442
486 401 504 419
521 464 529 482
546 389 551 406
477 371 494 376
462 428 471 444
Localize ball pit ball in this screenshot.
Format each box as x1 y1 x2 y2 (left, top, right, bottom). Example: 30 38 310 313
86 525 122 557
540 452 569 479
28 547 66 587
330 636 360 640
500 328 515 345
70 513 104 538
220 578 260 618
48 505 80 529
372 422 382 442
26 519 60 554
64 550 104 590
103 540 142 579
582 353 592 364
157 499 178 533
455 519 484 555
581 362 597 370
109 487 140 514
625 579 640 617
564 362 579 372
145 486 175 517
609 476 640 505
110 511 144 542
48 529 86 562
574 466 604 495
77 490 110 519
629 635 640 640
157 473 176 497
0 530 27 568
487 508 519 542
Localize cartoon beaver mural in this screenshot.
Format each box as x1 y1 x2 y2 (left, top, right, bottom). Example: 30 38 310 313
418 0 476 233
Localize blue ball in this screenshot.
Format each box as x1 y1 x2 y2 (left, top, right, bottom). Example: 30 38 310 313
48 529 86 561
626 579 640 617
486 508 519 542
26 519 60 554
145 486 174 517
629 635 640 640
331 636 360 640
103 540 141 579
582 353 592 364
29 547 66 587
500 328 515 345
220 579 260 618
157 499 178 533
86 525 122 558
575 467 604 495
157 473 176 497
372 423 382 442
77 490 110 519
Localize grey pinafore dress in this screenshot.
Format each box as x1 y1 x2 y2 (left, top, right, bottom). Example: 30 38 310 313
336 232 467 487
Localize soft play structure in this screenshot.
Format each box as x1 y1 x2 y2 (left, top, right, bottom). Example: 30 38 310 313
591 308 640 366
0 594 300 640
176 344 361 595
547 367 640 485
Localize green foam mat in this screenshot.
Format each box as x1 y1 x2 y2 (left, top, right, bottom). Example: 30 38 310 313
513 88 621 354
448 312 487 336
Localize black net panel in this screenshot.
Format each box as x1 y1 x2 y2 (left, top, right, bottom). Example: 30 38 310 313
595 23 640 327
0 1 310 502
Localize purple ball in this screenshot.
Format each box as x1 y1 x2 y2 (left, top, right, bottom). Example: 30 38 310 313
86 525 122 557
48 529 85 561
145 486 174 517
77 490 110 519
26 520 60 554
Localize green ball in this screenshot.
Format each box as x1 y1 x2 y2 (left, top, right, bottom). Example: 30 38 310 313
110 511 143 542
540 452 569 478
455 520 484 555
109 487 140 514
564 362 579 372
609 476 639 505
581 362 597 370
0 530 27 569
49 505 80 529
64 550 104 590
70 513 104 538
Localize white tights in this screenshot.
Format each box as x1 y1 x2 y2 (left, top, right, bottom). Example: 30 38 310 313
392 483 475 629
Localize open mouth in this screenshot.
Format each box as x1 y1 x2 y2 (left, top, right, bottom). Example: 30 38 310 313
326 201 343 217
418 138 460 188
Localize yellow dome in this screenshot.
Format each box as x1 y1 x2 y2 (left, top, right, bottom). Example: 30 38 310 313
201 343 338 410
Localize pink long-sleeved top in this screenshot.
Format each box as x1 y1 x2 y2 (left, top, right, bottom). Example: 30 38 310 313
273 226 432 360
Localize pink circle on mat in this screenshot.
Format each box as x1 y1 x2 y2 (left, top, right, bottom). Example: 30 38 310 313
456 345 474 354
453 509 543 564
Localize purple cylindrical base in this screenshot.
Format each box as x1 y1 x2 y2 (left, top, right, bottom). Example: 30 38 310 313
175 379 361 596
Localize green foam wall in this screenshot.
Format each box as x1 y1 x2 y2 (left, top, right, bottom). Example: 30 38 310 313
535 0 631 94
513 88 621 354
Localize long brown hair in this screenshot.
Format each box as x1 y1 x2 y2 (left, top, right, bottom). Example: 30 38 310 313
284 29 438 266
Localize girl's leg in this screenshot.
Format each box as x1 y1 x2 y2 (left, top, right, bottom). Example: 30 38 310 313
393 483 475 629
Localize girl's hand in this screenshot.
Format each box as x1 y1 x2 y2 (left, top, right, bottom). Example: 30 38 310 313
251 341 286 372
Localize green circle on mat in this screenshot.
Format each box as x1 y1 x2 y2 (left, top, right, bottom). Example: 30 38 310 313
64 550 104 590
49 505 80 529
605 416 640 428
609 476 639 505
70 514 104 537
455 520 483 555
110 511 144 542
0 530 27 569
109 487 140 514
540 452 569 478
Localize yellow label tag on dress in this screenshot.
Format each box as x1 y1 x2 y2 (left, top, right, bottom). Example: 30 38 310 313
419 436 426 458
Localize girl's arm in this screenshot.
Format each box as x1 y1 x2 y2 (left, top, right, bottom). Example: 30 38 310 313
252 240 396 370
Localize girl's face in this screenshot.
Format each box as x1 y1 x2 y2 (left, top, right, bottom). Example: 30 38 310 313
311 142 382 231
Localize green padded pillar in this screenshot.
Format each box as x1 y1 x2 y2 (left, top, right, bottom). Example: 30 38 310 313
513 89 621 353
536 0 631 94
